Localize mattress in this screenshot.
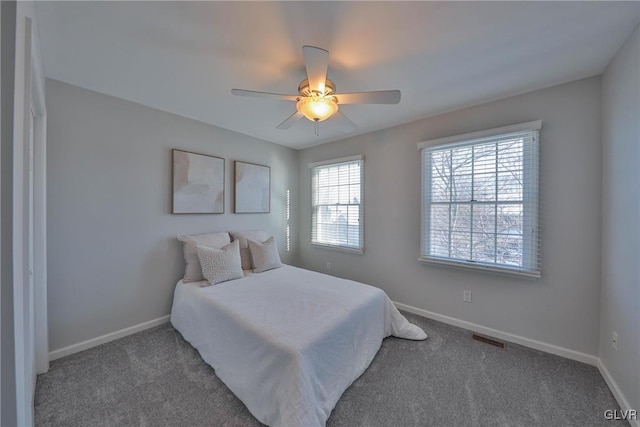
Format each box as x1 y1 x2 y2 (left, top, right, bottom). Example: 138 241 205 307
170 265 426 426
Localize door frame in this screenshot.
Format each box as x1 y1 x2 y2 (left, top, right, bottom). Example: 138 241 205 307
30 16 47 378
13 14 47 426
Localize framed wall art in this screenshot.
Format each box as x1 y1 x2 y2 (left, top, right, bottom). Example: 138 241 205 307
172 149 224 214
234 161 270 213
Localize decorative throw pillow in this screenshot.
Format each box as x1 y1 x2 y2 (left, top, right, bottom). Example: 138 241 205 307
196 240 244 286
177 232 231 283
229 230 269 270
248 236 282 273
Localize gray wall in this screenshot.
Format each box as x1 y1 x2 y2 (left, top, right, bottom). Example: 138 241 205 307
600 24 640 409
298 77 602 356
1 1 17 425
46 79 299 351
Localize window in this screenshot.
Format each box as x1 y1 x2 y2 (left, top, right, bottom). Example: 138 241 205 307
418 121 541 277
310 155 363 253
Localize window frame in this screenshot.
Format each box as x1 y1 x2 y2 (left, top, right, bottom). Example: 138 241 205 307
418 121 541 278
309 155 364 254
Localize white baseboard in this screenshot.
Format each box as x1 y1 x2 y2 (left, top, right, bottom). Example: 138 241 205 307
49 315 171 361
393 301 599 366
598 359 640 427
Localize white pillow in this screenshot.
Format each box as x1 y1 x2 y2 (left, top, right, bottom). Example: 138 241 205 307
177 232 231 283
229 230 269 270
196 240 244 286
248 236 282 273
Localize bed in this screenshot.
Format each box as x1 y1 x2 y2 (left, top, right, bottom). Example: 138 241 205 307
170 264 426 427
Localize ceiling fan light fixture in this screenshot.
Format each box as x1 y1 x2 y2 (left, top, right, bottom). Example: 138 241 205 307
231 46 400 135
296 96 338 122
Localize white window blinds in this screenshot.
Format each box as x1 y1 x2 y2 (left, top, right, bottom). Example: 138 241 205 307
310 156 363 253
418 121 541 277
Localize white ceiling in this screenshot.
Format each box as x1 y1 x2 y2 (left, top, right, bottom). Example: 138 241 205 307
36 1 640 149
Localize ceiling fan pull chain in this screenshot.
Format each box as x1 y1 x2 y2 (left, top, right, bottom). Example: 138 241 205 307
315 119 320 136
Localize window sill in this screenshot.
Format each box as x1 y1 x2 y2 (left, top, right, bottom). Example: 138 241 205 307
311 243 364 255
418 257 540 279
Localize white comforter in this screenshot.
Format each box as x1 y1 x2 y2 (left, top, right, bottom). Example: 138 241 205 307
170 265 426 427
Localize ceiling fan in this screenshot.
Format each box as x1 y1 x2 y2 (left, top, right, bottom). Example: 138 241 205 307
231 46 401 136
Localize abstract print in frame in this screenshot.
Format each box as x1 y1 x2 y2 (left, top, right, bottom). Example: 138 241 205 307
172 149 224 214
234 161 270 213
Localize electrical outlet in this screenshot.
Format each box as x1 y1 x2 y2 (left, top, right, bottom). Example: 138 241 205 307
612 332 618 350
463 291 472 303
326 262 331 270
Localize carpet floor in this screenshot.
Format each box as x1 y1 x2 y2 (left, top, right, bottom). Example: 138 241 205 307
35 312 625 427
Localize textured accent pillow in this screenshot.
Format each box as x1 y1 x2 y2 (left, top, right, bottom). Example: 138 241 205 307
196 240 244 286
177 232 231 283
248 236 282 273
229 230 269 270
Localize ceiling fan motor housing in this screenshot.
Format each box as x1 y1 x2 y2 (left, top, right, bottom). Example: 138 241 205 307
298 78 336 97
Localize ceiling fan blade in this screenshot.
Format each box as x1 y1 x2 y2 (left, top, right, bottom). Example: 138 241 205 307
276 111 304 130
302 46 329 94
231 89 298 102
335 90 401 105
333 111 357 133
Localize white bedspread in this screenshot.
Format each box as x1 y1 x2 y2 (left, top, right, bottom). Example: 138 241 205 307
170 265 426 427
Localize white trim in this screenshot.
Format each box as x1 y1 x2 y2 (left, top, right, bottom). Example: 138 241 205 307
598 360 640 427
393 301 598 366
417 120 542 149
33 110 46 374
29 37 45 117
12 15 33 427
418 257 540 279
48 315 171 361
311 242 364 255
308 154 363 169
0 4 2 421
28 4 47 376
